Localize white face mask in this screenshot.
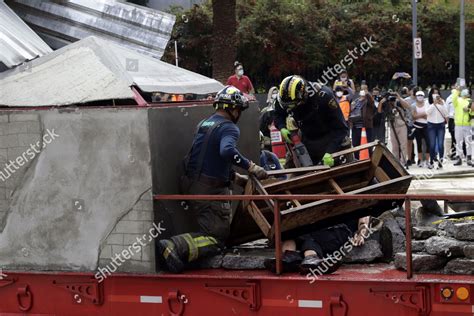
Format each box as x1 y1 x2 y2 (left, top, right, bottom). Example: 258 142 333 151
359 90 366 97
340 76 347 82
272 93 277 99
432 94 439 100
416 96 424 102
237 69 244 76
335 91 343 97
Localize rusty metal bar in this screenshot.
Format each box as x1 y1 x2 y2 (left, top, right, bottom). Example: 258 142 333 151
273 200 282 275
404 198 413 279
154 194 474 201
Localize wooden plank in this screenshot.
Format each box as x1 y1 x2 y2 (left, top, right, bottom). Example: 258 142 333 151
266 165 330 176
263 160 372 193
382 148 408 177
285 190 302 207
366 145 385 182
282 175 412 215
328 178 344 194
250 175 275 211
247 202 271 237
331 141 380 159
374 167 391 182
279 176 412 233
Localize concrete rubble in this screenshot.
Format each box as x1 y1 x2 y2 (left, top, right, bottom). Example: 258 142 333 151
395 218 474 274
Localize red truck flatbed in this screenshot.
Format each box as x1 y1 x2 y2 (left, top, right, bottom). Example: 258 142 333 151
1 264 473 315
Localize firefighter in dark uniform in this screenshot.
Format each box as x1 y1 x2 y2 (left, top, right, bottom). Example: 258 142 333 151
156 86 268 273
274 75 350 166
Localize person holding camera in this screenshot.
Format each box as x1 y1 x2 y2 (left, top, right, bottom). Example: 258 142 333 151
349 86 375 159
377 92 412 165
426 88 448 169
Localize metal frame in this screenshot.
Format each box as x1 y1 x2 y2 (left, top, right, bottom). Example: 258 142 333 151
154 193 474 277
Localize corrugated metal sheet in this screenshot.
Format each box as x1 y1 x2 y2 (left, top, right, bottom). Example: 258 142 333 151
0 36 223 107
7 0 175 59
0 0 52 68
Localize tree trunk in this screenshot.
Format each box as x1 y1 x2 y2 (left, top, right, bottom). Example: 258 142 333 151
211 0 236 84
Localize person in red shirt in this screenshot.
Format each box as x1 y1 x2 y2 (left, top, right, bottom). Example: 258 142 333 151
226 61 255 95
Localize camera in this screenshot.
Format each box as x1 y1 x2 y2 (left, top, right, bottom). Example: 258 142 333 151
383 92 397 102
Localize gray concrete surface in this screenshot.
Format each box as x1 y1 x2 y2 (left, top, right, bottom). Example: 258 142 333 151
0 109 153 271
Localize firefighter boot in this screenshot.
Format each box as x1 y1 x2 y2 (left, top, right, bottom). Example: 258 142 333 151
156 239 185 273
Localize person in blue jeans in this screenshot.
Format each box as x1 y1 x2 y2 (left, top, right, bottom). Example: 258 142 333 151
426 88 448 169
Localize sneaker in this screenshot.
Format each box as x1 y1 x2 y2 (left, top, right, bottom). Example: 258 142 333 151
299 254 343 276
427 162 434 169
454 158 462 166
417 160 422 167
437 161 443 169
406 160 413 167
264 250 303 274
156 239 185 273
468 160 473 166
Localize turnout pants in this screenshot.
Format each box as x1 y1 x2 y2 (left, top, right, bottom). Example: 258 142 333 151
171 180 231 264
389 120 408 164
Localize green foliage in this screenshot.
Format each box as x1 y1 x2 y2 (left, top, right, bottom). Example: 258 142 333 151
163 0 473 90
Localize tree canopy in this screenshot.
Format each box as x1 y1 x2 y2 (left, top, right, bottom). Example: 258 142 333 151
163 0 474 91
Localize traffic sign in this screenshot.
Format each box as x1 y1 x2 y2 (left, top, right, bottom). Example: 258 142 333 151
414 37 422 59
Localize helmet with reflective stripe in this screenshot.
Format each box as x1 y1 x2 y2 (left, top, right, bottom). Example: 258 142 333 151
214 85 249 110
279 75 307 110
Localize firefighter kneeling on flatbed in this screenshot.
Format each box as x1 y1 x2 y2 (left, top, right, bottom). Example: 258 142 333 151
156 86 268 273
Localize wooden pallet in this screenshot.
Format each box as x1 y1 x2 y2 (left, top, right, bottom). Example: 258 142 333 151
228 141 412 246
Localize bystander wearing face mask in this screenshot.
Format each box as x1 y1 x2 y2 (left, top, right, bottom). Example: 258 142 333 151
335 91 343 98
237 68 244 77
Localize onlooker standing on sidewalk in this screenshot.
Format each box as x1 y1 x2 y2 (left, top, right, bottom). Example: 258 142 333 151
333 70 356 91
372 87 386 143
378 93 411 165
334 85 354 123
452 87 472 166
426 89 448 169
403 86 417 166
446 88 457 159
412 91 431 167
226 61 255 95
349 87 375 159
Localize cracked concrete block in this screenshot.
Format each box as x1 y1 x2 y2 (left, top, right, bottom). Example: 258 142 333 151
133 200 153 212
412 240 426 252
444 258 474 275
395 252 448 271
114 221 145 234
9 113 39 122
7 122 30 134
0 109 153 272
450 222 474 241
464 245 474 259
106 234 123 245
141 245 152 261
100 245 112 259
18 134 41 147
27 121 41 133
380 212 406 255
396 217 406 233
123 234 142 245
425 236 468 257
412 226 437 240
222 249 274 270
343 239 383 263
0 135 18 148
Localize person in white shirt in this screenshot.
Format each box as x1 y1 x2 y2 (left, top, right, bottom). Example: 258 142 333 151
412 91 430 167
427 88 448 169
